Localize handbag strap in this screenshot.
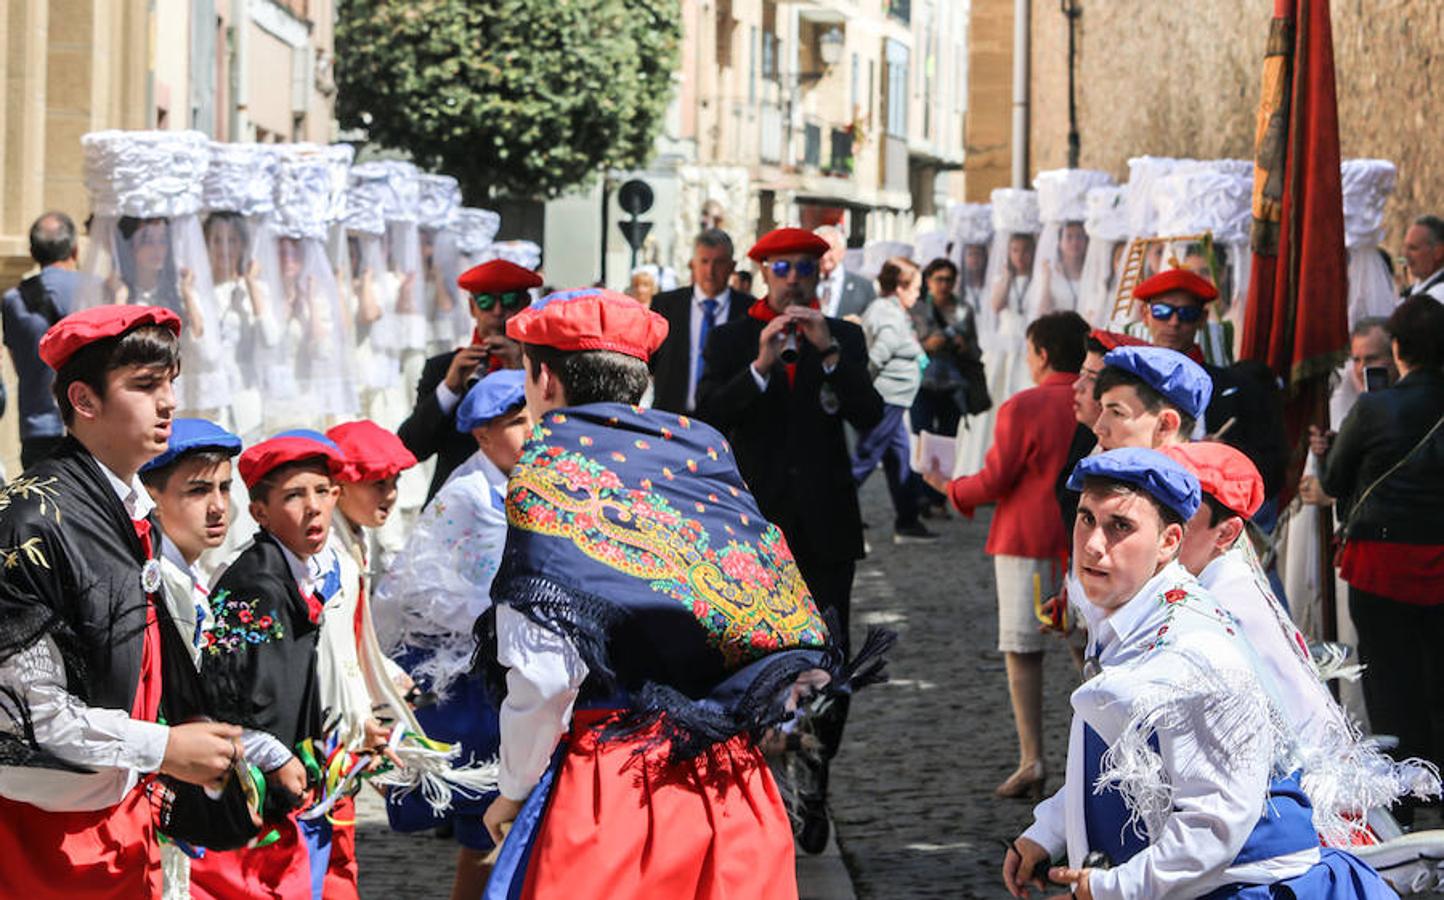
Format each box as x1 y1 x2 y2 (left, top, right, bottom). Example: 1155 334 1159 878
1339 411 1444 536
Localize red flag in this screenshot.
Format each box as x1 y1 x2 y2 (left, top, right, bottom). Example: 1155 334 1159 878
1243 0 1348 392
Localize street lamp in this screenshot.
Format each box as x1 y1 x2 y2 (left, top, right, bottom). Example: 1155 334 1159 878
797 26 845 85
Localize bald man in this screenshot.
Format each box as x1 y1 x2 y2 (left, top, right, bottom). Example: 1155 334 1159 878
814 225 874 320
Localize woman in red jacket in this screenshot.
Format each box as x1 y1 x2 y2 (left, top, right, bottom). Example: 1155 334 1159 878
926 311 1088 799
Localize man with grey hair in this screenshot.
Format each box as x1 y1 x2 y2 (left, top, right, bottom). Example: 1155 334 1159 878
2 211 82 468
1401 215 1444 301
814 225 874 319
648 228 751 412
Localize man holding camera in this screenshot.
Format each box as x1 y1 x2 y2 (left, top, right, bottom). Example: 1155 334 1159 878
696 226 883 854
397 259 540 501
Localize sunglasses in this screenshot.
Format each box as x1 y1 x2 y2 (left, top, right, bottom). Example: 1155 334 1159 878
473 290 530 311
1148 302 1204 324
769 259 818 278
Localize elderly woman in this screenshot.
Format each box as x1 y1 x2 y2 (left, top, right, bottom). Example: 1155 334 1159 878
627 266 659 308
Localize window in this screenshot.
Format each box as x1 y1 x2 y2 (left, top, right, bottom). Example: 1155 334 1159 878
749 26 758 103
761 1 779 82
850 53 860 111
884 39 909 138
716 0 734 66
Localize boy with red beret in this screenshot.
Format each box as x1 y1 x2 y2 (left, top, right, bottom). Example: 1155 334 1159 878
0 306 244 899
481 286 889 898
399 258 542 500
190 430 367 900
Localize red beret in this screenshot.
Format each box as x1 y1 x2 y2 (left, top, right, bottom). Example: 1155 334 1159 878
1162 442 1264 519
1133 267 1219 303
39 305 181 371
238 432 345 490
457 259 543 295
326 420 418 483
506 287 669 362
1089 329 1150 352
747 227 830 262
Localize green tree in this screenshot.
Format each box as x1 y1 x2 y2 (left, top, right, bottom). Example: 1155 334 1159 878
336 0 681 201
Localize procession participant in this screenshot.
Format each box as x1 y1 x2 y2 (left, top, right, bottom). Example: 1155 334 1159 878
139 419 285 900
399 258 541 500
0 306 245 899
695 226 884 852
923 311 1087 800
189 431 366 900
1055 331 1147 535
481 287 890 897
1004 448 1395 900
140 418 243 662
1127 266 1288 503
375 370 530 900
1091 345 1211 452
323 419 423 897
1163 441 1438 842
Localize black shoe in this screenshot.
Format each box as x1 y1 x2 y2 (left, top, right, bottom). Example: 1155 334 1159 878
796 795 830 855
893 522 939 544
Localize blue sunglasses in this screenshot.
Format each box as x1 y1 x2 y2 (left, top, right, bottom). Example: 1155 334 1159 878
1149 302 1204 324
769 259 818 278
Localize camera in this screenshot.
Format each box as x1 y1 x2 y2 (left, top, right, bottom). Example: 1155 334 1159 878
779 322 800 364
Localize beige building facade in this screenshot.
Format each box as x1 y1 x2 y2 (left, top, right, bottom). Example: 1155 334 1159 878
965 0 1441 250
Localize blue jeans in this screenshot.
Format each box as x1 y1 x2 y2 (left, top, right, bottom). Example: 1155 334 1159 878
852 403 920 528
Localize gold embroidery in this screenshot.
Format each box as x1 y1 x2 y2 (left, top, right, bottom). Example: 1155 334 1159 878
0 476 62 523
0 537 49 570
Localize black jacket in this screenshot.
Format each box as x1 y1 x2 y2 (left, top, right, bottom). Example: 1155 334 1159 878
1321 367 1444 544
648 285 751 413
1203 361 1289 499
695 315 884 564
397 350 480 501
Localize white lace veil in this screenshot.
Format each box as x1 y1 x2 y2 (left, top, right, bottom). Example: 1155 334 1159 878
418 174 464 352
1026 169 1115 316
980 188 1041 352
1341 159 1399 325
948 203 992 314
1081 185 1130 328
80 129 227 416
346 164 401 391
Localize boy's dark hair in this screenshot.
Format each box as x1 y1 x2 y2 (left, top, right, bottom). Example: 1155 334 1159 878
54 324 181 425
139 449 234 492
522 346 650 406
1025 311 1089 374
1201 493 1235 529
1387 294 1444 369
247 458 333 504
1093 366 1198 437
1084 334 1109 356
1080 475 1187 529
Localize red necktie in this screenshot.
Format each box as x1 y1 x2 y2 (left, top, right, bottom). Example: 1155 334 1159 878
304 592 325 625
132 517 154 562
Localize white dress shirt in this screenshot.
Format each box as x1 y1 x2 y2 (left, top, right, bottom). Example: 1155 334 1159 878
1022 564 1318 900
687 286 730 411
0 459 167 811
818 266 846 318
495 605 589 801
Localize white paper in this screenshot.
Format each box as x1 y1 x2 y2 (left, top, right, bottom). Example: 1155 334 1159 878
912 430 957 476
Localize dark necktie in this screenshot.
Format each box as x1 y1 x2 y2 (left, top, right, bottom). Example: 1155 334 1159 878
695 298 719 393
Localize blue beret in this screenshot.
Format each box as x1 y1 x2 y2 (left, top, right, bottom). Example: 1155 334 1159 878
271 428 340 450
1066 447 1202 522
1101 346 1213 421
141 418 242 473
456 370 527 433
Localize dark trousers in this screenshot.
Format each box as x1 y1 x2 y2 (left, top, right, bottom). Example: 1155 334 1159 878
793 553 856 772
1349 584 1444 821
852 403 920 528
20 435 65 472
910 388 962 508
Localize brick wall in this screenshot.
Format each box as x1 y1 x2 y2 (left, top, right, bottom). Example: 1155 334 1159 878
1024 0 1442 250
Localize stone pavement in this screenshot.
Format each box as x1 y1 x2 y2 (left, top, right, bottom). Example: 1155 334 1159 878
353 479 1074 898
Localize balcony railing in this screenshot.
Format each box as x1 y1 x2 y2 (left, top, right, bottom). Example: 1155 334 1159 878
882 134 908 192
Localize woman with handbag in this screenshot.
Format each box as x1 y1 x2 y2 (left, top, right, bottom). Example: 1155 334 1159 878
1319 294 1444 825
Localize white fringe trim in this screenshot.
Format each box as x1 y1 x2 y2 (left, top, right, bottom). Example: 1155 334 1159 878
370 739 500 818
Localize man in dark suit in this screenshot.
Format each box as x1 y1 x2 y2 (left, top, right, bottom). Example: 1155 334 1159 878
397 258 541 500
648 228 751 413
814 224 875 320
696 226 884 855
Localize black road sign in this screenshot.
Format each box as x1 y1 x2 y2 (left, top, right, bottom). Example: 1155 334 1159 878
618 179 654 217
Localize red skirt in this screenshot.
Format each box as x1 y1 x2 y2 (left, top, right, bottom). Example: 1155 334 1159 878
0 786 161 899
520 710 797 900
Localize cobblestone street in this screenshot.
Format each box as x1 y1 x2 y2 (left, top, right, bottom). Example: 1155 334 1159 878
356 479 1079 898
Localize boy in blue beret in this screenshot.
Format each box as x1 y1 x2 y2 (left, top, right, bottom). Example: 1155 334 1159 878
1005 448 1393 900
373 369 531 899
1092 345 1211 451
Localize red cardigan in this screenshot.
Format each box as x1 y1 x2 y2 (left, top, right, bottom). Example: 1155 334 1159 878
949 371 1077 559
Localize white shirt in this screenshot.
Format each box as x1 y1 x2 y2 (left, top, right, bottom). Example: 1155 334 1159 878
1022 564 1318 900
0 459 167 811
1409 266 1444 301
818 266 846 318
688 286 731 411
495 605 589 801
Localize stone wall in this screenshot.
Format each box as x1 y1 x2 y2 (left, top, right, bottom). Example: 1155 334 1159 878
1023 0 1442 250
